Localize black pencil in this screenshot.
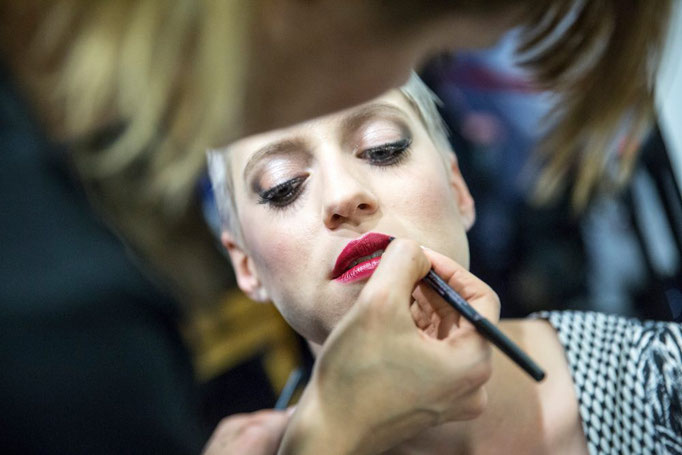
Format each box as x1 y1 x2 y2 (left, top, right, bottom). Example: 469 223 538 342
423 269 546 382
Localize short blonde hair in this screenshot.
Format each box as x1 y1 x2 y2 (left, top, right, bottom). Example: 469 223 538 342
207 74 452 239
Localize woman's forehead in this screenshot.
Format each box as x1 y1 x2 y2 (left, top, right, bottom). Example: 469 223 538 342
229 90 419 168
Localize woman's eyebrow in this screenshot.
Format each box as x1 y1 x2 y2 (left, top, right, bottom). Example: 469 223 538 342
339 102 409 142
242 138 305 181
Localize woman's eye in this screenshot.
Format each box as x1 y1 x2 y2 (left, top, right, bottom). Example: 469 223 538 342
360 138 412 166
258 175 306 208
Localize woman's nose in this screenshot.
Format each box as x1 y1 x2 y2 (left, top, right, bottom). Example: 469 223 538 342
322 168 378 230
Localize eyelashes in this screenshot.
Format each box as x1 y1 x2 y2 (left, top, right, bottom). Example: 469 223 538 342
257 175 307 208
358 137 412 167
257 137 412 210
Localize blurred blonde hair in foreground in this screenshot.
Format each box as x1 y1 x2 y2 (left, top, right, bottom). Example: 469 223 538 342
0 0 672 307
1 0 252 306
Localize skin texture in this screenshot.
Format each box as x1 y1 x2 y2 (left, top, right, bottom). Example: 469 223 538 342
225 91 475 346
202 410 291 455
215 91 586 454
216 90 587 454
207 2 584 451
388 319 588 455
279 242 499 454
2 1 600 454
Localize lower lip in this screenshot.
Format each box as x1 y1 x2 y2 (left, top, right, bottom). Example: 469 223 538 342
334 256 382 284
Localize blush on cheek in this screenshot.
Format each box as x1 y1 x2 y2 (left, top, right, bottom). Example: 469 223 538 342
240 212 317 298
390 167 470 268
409 176 458 220
243 222 295 281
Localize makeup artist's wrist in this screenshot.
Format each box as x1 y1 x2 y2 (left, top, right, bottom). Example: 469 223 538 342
278 385 363 455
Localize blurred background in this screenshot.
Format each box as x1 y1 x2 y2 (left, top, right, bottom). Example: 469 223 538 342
2 8 680 455
421 30 682 321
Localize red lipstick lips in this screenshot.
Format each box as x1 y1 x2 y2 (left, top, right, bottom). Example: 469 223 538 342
332 232 392 283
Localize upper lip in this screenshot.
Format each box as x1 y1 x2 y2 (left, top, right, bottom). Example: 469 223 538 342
331 232 392 279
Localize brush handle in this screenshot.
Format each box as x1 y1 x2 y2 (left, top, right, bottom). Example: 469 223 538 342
423 270 545 382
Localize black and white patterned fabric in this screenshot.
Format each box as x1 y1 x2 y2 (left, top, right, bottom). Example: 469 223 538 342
532 311 682 454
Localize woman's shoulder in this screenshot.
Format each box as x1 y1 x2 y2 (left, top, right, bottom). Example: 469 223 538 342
530 311 682 454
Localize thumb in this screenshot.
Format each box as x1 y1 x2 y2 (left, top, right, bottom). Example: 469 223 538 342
421 246 500 325
357 238 430 325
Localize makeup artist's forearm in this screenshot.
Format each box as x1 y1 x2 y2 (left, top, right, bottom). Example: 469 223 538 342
278 387 427 455
278 388 362 455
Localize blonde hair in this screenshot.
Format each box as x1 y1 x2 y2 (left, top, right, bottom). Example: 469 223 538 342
46 0 249 211
515 0 673 208
1 0 253 306
207 74 453 239
3 0 670 213
1 0 672 305
396 0 673 208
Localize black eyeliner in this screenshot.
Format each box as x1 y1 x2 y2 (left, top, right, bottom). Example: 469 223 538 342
363 137 411 155
258 175 306 206
362 137 412 166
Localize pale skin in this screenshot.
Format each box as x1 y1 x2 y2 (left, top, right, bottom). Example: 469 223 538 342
203 91 589 454
203 410 291 455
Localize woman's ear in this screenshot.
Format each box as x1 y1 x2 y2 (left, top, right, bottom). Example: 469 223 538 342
221 231 270 302
447 154 476 231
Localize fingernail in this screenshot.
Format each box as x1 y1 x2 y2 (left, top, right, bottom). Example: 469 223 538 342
286 406 297 417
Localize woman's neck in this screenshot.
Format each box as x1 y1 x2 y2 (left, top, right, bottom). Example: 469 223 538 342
382 320 589 455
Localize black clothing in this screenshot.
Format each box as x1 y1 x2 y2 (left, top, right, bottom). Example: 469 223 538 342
0 68 208 454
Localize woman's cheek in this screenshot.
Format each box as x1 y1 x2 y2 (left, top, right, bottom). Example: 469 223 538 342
391 168 469 266
401 173 456 221
242 211 317 291
244 219 295 277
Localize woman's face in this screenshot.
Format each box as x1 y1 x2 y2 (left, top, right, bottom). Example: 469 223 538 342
224 91 475 345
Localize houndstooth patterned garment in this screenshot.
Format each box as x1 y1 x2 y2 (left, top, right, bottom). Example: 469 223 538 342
532 311 682 454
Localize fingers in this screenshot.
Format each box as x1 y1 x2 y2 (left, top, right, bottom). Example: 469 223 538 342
411 284 460 339
358 239 430 325
420 247 500 325
413 282 461 331
409 299 429 330
367 239 431 299
442 328 492 374
203 409 290 455
446 385 489 422
420 247 487 301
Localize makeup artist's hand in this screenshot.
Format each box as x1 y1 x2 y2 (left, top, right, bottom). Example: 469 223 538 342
203 409 291 455
279 239 500 455
414 245 500 339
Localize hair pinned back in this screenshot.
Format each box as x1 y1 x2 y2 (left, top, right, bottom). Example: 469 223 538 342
207 73 453 241
399 73 453 158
